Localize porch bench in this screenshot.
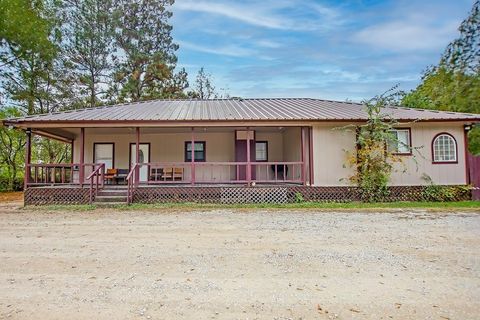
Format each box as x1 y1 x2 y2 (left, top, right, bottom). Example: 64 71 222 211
163 167 184 181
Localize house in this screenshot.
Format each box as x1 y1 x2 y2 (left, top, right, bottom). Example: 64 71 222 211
3 98 479 205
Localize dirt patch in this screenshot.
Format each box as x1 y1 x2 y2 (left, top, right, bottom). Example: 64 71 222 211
0 204 479 319
0 192 23 203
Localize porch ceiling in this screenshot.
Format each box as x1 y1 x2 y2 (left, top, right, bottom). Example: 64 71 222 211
50 126 289 137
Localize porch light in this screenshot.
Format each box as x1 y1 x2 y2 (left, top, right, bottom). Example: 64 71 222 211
464 125 472 131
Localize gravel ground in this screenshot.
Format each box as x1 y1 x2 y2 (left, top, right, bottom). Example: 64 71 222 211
0 202 479 319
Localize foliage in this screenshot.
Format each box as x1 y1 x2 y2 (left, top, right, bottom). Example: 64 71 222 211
441 0 479 74
110 0 188 102
344 88 406 202
402 1 480 154
190 67 215 99
402 67 479 113
0 107 26 190
421 175 471 202
62 0 115 108
0 0 56 58
0 0 207 191
294 192 304 203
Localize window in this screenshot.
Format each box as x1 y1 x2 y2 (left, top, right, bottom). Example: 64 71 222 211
432 133 457 163
388 129 411 154
185 141 206 162
94 143 114 170
255 141 268 161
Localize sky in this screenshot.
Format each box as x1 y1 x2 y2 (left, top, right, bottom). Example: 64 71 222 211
171 0 474 102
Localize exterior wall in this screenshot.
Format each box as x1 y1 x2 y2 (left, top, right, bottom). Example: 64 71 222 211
312 124 357 186
282 127 301 180
391 123 466 186
311 122 468 186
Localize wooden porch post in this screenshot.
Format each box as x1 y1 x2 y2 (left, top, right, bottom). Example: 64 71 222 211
191 127 195 185
301 127 307 185
24 128 32 190
246 127 251 184
135 127 140 185
79 128 85 186
309 126 314 186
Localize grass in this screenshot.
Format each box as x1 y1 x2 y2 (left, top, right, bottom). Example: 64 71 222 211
24 200 480 212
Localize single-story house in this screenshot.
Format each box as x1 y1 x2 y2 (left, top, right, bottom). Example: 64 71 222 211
3 98 479 205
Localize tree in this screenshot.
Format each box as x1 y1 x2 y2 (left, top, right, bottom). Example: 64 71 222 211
441 0 479 74
111 0 186 101
193 67 216 99
188 67 229 99
402 1 480 154
62 0 115 108
0 107 26 190
0 0 56 61
344 89 405 202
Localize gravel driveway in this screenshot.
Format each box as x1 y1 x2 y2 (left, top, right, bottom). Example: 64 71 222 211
0 203 479 319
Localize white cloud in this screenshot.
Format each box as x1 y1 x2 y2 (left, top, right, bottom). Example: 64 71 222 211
352 19 460 52
174 0 342 31
175 1 287 29
178 40 255 57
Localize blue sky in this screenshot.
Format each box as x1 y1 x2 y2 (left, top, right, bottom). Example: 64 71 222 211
171 0 474 102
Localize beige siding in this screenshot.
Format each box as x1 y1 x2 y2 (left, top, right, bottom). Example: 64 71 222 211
312 124 356 186
282 127 301 180
390 123 466 185
311 123 467 186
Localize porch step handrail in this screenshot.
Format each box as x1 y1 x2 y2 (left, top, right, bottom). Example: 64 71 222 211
86 163 105 204
126 163 138 204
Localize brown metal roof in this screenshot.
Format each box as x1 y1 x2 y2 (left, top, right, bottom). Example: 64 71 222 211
4 98 480 124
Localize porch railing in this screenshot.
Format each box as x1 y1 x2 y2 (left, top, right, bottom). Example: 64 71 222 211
125 161 304 202
25 163 100 187
86 163 105 204
126 163 138 204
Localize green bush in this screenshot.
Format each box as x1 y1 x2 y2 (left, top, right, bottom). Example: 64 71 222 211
294 192 304 203
0 177 24 191
422 185 471 202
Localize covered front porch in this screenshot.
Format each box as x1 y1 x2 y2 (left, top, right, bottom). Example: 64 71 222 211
24 126 313 203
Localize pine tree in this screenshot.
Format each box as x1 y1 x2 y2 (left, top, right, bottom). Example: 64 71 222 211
111 0 185 101
62 0 115 108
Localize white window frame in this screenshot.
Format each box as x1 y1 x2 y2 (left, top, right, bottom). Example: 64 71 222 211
255 141 268 161
388 128 411 155
432 133 457 163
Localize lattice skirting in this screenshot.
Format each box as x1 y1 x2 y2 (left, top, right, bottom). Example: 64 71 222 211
24 187 90 205
24 185 471 205
133 185 472 204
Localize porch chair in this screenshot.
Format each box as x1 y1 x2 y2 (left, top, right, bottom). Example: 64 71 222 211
162 167 173 181
172 167 184 181
162 167 184 181
104 168 118 185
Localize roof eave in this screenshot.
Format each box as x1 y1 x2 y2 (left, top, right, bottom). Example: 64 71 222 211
6 118 480 129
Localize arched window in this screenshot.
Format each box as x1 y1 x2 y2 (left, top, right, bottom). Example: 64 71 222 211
432 133 457 163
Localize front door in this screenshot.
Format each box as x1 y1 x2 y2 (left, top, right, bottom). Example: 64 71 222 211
130 143 150 182
94 143 114 172
235 130 256 181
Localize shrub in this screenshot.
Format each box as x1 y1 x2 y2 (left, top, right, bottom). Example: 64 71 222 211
422 184 471 202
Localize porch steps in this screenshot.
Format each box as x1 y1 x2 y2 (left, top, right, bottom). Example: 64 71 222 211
94 187 128 206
